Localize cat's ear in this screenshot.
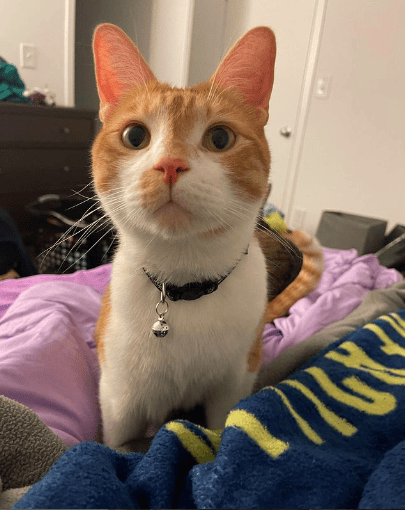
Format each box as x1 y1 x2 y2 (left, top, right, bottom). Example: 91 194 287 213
210 26 276 124
93 23 156 122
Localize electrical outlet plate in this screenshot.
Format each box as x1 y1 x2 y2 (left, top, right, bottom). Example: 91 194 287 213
315 76 332 99
20 43 37 69
291 207 307 230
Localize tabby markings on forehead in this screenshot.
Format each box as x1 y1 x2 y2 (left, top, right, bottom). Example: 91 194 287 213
154 90 198 119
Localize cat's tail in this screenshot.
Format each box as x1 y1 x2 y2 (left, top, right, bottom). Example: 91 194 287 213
264 229 324 323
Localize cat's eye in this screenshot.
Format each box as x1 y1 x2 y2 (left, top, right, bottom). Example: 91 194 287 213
122 124 150 149
203 126 235 152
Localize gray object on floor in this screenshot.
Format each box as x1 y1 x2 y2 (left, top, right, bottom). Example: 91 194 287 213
316 210 387 254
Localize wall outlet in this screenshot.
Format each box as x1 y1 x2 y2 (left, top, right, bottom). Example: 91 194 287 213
20 43 37 69
315 76 332 99
291 207 307 230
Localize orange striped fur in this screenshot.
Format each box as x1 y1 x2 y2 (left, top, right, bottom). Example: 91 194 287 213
247 312 266 372
94 284 110 365
264 229 324 323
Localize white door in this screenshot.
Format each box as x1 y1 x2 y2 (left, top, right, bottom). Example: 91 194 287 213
223 0 319 215
291 0 405 235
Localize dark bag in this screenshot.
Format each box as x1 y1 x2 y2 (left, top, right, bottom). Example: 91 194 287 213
376 225 405 272
0 208 37 277
316 211 387 255
26 194 116 274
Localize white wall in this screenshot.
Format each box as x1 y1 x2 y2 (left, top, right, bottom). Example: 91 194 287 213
291 0 405 235
149 0 194 87
0 0 67 106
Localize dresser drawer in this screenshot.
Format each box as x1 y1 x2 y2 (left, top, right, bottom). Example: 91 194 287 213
0 148 92 196
0 113 94 147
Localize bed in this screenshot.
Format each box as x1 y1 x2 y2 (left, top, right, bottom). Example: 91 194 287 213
1 244 405 508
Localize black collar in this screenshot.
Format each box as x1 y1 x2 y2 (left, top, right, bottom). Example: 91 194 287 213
142 247 248 301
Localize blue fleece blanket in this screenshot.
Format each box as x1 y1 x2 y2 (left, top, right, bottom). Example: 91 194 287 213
14 310 405 509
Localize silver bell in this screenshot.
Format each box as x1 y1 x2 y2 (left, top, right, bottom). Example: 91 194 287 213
152 316 170 337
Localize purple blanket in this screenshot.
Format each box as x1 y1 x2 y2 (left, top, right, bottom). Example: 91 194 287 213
0 249 401 446
262 248 402 363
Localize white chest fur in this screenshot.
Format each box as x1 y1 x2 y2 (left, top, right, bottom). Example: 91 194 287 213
98 237 267 447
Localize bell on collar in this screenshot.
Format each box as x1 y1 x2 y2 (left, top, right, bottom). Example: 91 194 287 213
152 316 170 338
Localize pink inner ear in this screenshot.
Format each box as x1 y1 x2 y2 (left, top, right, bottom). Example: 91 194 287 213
93 29 122 107
93 24 155 115
213 27 276 113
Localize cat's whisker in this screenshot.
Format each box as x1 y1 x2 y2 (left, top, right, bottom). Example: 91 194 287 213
69 182 94 197
226 202 254 217
62 226 116 274
55 221 107 270
64 197 101 213
206 78 220 104
206 210 233 232
102 233 119 262
69 215 112 253
104 188 125 200
37 204 111 263
207 80 224 106
38 223 85 262
67 192 95 202
39 216 107 267
224 205 253 223
266 230 300 260
208 82 235 106
144 228 161 249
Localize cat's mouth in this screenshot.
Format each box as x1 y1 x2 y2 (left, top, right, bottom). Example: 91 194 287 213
155 199 189 213
152 200 194 231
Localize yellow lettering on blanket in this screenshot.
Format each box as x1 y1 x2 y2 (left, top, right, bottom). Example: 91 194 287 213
281 379 357 437
200 426 222 454
226 409 289 458
271 387 324 444
326 342 405 384
166 422 217 463
365 319 405 357
305 366 397 415
390 312 405 333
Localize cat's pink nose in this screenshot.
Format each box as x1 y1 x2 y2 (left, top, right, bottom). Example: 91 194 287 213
154 157 189 185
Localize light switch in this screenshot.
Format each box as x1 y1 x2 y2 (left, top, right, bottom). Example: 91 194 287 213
20 43 37 69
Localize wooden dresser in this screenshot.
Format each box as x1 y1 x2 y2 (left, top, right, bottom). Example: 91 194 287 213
0 102 97 242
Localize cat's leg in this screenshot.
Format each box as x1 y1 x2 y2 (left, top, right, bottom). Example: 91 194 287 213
204 370 257 430
99 374 149 448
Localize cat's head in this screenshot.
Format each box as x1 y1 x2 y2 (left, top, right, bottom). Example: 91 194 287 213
92 24 276 242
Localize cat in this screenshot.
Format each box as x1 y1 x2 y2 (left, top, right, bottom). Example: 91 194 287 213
92 23 323 448
262 228 324 323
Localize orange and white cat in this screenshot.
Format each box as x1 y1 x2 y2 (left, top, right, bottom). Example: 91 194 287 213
92 23 320 448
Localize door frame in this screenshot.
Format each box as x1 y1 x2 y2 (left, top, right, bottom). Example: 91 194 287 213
282 0 328 223
64 0 76 107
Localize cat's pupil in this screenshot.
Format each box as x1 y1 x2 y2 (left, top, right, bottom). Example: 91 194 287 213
210 127 229 150
127 125 146 147
122 124 149 149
